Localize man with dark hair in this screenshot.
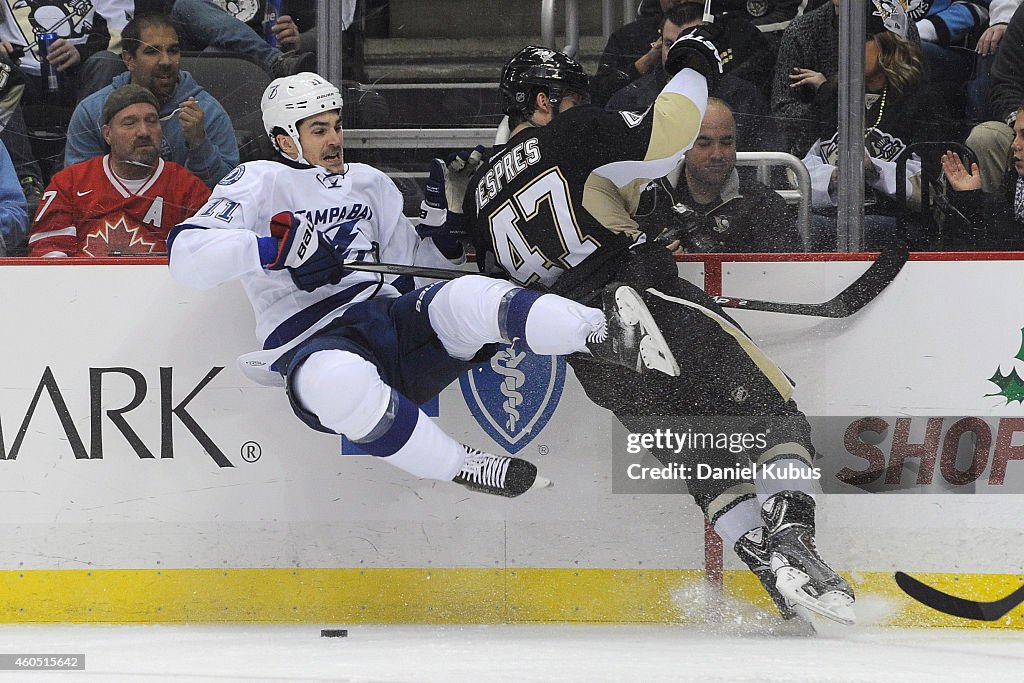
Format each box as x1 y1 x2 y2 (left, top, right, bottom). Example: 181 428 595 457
167 72 674 500
966 3 1024 193
606 4 771 149
591 0 822 106
76 0 317 100
63 13 239 187
467 38 855 627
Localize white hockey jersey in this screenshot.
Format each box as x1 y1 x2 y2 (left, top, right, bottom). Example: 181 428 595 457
169 159 461 385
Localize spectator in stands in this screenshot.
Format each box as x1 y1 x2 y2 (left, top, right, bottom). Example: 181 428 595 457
941 108 1024 247
0 0 128 212
965 3 1024 194
801 9 948 249
772 0 921 157
28 84 210 257
965 0 1021 122
635 98 801 252
77 0 318 100
0 139 27 256
592 0 822 106
64 13 239 188
591 0 684 106
606 4 771 150
912 0 990 123
0 51 24 134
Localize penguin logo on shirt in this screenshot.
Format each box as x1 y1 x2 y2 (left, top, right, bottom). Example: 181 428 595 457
746 1 768 18
13 0 93 41
218 0 260 24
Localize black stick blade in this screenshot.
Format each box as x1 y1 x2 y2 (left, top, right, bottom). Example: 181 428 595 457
831 241 910 317
895 571 1024 621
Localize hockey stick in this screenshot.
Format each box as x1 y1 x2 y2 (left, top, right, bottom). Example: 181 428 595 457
894 571 1024 621
709 241 909 317
343 242 908 319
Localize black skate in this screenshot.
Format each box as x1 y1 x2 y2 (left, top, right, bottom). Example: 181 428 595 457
735 491 856 626
452 446 551 497
735 526 798 621
586 283 680 377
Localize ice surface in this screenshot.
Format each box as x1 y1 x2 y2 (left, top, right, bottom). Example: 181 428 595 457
1 621 1023 682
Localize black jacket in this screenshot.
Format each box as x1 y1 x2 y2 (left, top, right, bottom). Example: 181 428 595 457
637 166 802 252
949 171 1024 249
592 8 774 105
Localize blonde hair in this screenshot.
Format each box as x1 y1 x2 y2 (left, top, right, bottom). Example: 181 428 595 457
873 31 923 98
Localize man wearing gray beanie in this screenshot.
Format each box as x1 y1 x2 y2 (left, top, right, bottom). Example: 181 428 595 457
27 83 210 257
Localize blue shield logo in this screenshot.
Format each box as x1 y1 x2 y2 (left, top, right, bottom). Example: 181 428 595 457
459 343 566 454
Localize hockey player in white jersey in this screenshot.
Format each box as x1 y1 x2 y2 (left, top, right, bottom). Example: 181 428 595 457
167 72 678 497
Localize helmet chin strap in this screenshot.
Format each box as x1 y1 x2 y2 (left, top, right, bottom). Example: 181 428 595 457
276 132 311 165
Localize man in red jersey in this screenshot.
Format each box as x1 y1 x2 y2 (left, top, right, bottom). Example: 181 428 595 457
28 84 210 257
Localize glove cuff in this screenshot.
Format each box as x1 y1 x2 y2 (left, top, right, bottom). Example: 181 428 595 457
257 235 280 267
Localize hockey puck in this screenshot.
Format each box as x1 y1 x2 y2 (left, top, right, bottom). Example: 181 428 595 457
321 629 348 638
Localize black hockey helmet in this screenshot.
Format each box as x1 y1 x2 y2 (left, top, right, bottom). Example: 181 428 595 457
500 46 590 118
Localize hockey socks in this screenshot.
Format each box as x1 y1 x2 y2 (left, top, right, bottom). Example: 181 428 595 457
712 496 763 547
353 396 466 480
428 276 606 358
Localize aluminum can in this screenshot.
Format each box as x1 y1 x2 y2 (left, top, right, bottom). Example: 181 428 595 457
37 32 63 97
263 0 282 48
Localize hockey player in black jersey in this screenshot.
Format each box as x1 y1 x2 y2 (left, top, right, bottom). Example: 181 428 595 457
464 36 855 625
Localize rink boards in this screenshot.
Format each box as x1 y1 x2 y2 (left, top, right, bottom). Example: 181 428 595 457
1 254 1024 627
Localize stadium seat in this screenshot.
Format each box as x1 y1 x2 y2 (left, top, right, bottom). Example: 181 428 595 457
182 52 390 163
895 141 978 250
181 52 275 163
23 103 73 184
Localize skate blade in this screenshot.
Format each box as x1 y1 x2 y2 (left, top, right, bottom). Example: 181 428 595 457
615 287 680 378
530 475 554 492
776 566 856 626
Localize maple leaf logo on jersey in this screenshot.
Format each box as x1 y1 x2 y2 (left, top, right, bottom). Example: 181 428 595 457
83 216 159 256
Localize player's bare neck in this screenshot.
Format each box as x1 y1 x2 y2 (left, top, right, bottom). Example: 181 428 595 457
510 122 534 138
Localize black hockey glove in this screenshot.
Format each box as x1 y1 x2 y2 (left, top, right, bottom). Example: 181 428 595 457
416 146 487 259
263 211 347 292
664 23 725 88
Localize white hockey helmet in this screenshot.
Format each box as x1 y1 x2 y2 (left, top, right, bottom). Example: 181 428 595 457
261 72 343 163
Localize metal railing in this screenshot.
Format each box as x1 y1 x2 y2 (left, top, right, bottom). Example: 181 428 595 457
345 129 812 247
542 0 581 56
736 152 812 248
542 0 627 50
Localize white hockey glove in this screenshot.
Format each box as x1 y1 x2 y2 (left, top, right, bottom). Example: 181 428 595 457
416 146 486 257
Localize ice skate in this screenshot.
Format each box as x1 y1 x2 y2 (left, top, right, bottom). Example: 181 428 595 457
736 491 856 626
735 526 799 621
586 283 680 377
452 446 551 497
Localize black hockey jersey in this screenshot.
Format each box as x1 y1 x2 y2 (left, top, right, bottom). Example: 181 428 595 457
467 68 709 289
